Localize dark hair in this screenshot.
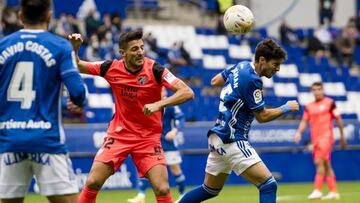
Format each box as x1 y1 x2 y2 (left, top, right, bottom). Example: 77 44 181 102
254 38 287 62
20 0 51 25
119 30 143 50
311 81 323 88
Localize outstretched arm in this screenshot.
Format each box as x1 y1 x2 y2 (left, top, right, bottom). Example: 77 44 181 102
253 100 299 123
68 33 102 74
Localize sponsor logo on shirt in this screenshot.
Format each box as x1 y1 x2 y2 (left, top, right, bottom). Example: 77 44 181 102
253 89 262 104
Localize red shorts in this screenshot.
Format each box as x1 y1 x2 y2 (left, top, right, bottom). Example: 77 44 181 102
313 143 333 161
95 135 166 177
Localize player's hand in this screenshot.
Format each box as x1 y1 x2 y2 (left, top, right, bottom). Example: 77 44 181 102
143 102 162 115
67 98 83 113
68 33 83 52
165 128 177 141
286 100 299 112
340 136 347 150
294 131 302 144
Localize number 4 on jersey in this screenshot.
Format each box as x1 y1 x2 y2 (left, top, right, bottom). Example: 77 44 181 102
7 62 36 109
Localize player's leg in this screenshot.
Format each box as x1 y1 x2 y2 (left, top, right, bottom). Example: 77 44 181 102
178 134 231 203
169 164 186 196
127 178 148 203
32 153 78 203
308 146 326 199
165 151 185 197
78 161 114 203
145 164 172 203
79 136 129 203
322 148 340 200
132 139 172 203
0 153 33 203
241 162 276 203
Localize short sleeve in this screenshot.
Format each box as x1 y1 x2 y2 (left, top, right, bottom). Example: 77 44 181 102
221 65 234 81
244 78 265 111
160 68 180 90
87 60 113 77
330 101 340 118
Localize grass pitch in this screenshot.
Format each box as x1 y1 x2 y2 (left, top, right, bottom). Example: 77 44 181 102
24 181 360 203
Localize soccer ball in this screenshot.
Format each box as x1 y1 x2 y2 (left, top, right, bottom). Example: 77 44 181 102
223 5 254 35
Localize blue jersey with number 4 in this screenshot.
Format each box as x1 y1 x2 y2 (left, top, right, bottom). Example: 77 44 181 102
209 61 265 143
0 29 86 154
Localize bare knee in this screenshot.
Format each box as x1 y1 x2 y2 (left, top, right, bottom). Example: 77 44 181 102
85 176 103 190
152 183 170 196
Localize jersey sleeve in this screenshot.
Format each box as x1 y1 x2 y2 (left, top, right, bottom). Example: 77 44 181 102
152 62 180 89
302 106 309 121
221 65 234 81
244 78 265 111
330 100 341 118
59 42 86 107
86 60 113 77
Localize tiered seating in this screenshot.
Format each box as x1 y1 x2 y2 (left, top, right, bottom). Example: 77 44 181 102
81 25 360 123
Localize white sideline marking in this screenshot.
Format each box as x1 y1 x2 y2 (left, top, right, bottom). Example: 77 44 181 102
277 192 358 202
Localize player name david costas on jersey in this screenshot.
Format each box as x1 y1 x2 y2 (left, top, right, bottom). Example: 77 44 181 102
0 119 51 130
0 41 56 67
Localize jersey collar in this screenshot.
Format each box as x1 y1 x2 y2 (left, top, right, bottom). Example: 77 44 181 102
20 29 46 33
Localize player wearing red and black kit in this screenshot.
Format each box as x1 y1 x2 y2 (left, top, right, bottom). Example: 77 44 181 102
295 82 346 200
87 58 180 177
69 31 194 203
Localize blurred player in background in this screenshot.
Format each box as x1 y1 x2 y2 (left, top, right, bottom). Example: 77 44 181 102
0 0 87 203
295 82 347 200
179 39 299 203
69 31 194 203
128 87 187 203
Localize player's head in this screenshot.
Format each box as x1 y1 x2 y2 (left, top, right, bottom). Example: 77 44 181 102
254 38 287 78
311 82 324 101
119 30 144 69
19 0 52 27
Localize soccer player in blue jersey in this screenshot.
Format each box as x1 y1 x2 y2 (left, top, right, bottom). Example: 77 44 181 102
178 39 299 203
128 88 187 203
0 0 86 203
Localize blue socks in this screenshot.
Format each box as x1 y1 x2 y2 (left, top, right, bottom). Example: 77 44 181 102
258 176 277 203
178 184 221 203
175 173 186 195
138 178 149 195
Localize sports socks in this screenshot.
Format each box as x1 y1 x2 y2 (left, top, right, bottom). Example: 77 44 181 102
314 174 324 190
174 173 186 194
156 193 173 203
178 184 221 203
78 186 99 203
326 176 337 192
258 176 277 203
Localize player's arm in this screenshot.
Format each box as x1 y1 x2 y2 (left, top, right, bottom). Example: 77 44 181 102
60 41 87 107
68 33 103 74
253 100 299 123
211 73 225 86
332 102 347 149
143 67 194 115
165 106 185 141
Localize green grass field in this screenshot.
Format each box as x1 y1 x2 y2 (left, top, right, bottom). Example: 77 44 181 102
24 181 360 203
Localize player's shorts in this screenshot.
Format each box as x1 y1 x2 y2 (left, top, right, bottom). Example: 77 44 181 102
313 142 333 161
164 150 182 165
0 152 78 198
95 135 166 177
205 134 262 176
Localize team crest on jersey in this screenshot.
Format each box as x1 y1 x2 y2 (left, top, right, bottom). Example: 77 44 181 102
253 89 262 104
137 76 147 85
